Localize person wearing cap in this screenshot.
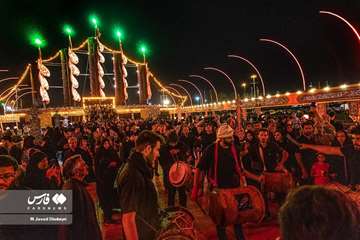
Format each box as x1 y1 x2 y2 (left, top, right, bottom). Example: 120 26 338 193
191 124 261 240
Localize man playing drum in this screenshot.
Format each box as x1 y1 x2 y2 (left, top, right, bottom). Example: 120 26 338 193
244 128 289 215
159 131 189 207
191 124 262 240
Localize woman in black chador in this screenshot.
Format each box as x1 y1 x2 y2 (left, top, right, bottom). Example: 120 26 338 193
95 138 121 223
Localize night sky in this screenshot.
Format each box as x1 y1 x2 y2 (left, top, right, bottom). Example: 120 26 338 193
0 0 360 105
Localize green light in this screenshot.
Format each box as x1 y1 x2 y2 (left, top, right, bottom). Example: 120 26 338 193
35 38 42 45
29 32 46 48
116 30 122 38
113 26 124 41
63 24 74 36
139 44 147 54
89 14 99 28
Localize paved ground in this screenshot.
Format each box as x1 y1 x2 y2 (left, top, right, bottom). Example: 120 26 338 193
87 174 280 240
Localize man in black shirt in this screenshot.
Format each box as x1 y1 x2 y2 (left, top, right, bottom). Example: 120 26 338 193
117 130 163 240
192 124 260 240
201 122 217 150
301 126 360 188
245 129 287 175
159 131 188 207
296 121 325 184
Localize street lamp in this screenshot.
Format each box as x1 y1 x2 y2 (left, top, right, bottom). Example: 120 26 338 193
195 95 200 103
250 74 257 98
163 98 170 106
241 82 247 98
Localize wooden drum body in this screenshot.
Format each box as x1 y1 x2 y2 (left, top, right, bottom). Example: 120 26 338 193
208 186 265 226
263 171 295 193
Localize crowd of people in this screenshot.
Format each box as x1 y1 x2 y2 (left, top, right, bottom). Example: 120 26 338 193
0 105 359 240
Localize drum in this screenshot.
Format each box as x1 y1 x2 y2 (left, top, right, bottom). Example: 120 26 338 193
169 161 193 188
157 207 198 240
325 182 360 209
263 171 295 193
208 186 265 226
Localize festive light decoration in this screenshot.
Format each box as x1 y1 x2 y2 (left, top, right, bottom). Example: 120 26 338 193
42 51 61 63
38 59 50 104
228 54 266 96
9 91 36 110
148 72 187 104
168 84 193 106
165 86 189 106
68 49 81 102
204 67 237 99
323 86 330 92
189 75 219 102
309 88 317 93
71 39 89 51
4 87 32 108
145 66 152 100
138 43 148 62
63 24 75 36
122 55 129 100
113 26 124 41
320 11 360 42
340 84 348 89
30 32 46 48
97 40 106 97
98 40 146 65
89 14 99 28
260 38 306 91
178 79 204 104
82 96 115 109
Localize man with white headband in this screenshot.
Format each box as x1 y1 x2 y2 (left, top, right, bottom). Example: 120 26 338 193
191 124 262 240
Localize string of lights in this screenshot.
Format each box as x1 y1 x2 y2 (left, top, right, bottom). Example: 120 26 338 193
98 40 146 65
148 71 187 105
41 39 88 64
70 39 89 51
42 50 61 63
0 64 31 101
